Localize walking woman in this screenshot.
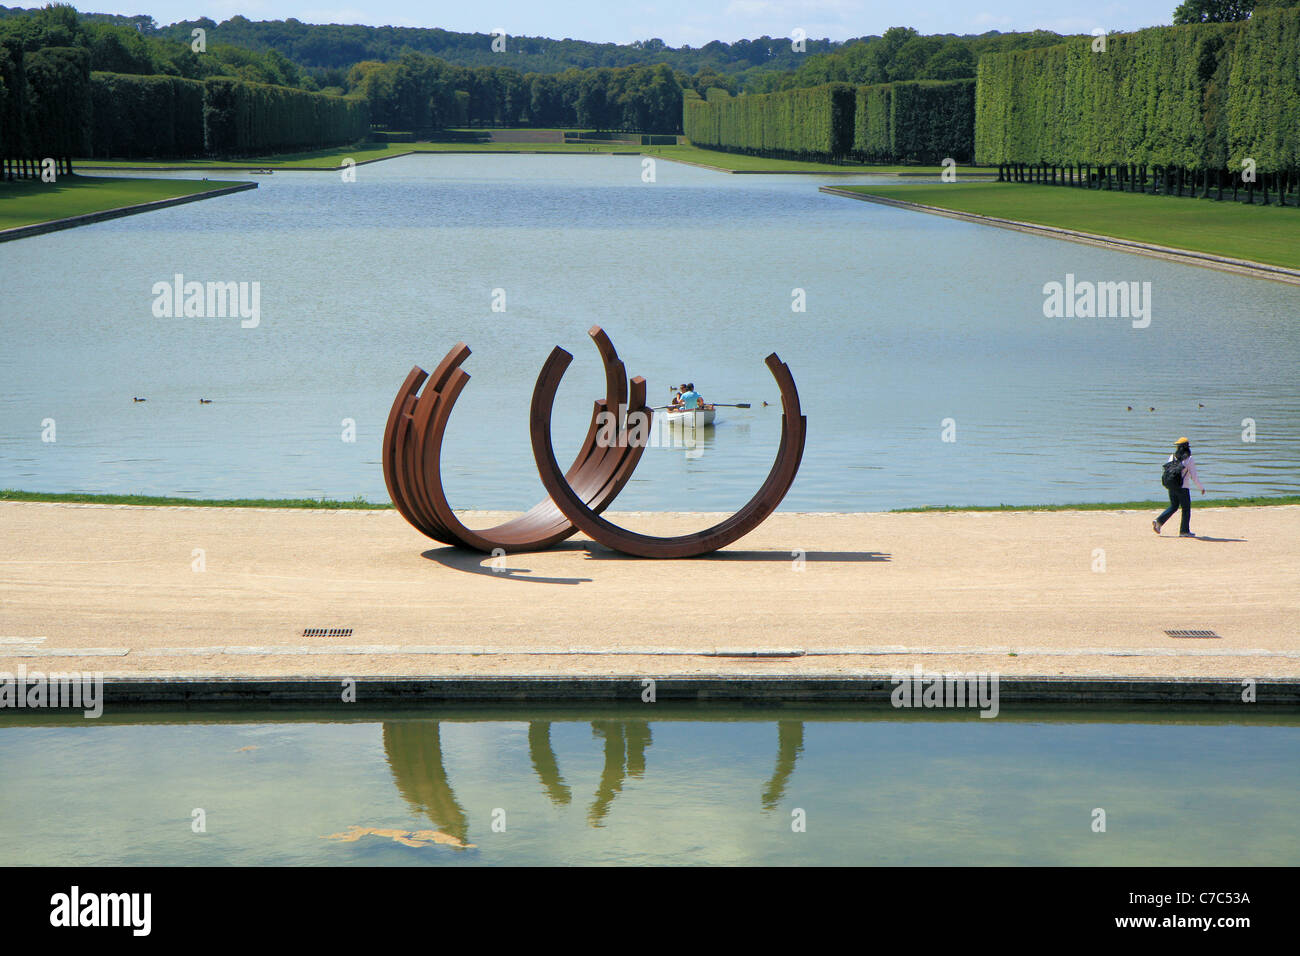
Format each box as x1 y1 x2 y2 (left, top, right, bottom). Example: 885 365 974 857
1153 437 1205 537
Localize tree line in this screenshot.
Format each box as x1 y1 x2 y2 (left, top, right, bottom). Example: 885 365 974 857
759 26 1070 92
0 4 318 88
683 79 974 164
350 54 685 131
150 15 840 76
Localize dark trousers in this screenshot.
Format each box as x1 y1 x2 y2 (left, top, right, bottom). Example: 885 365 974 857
1158 486 1192 534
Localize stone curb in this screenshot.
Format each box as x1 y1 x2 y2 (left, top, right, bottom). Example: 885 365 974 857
39 675 1300 705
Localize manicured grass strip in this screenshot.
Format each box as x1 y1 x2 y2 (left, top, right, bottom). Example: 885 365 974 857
841 182 1300 271
0 490 391 509
0 176 247 230
892 496 1300 513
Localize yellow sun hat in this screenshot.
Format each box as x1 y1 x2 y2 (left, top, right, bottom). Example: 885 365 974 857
1175 437 1190 445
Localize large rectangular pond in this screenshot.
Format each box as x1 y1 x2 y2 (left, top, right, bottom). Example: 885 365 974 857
2 705 1297 865
2 155 1297 510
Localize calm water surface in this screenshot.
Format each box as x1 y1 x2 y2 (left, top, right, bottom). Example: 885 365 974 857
1 155 1297 510
2 706 1298 866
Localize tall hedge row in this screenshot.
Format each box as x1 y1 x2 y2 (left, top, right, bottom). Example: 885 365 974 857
975 8 1300 172
1226 7 1300 170
201 77 369 155
10 45 91 158
90 72 205 158
852 84 891 160
853 79 973 163
686 79 971 164
4 62 367 164
0 36 22 160
683 83 854 162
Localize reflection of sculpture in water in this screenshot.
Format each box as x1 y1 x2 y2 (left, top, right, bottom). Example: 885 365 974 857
761 720 804 811
381 718 805 838
528 722 572 806
382 722 471 846
587 720 652 826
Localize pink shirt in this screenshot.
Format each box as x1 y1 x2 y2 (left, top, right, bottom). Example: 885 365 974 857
1168 454 1205 492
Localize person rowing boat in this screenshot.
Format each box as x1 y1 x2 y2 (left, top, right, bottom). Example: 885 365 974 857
664 383 716 426
679 382 704 410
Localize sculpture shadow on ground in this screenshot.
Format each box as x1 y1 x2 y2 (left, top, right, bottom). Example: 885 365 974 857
421 541 594 584
579 548 891 563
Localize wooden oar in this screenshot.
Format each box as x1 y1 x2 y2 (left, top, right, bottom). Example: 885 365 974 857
652 403 751 410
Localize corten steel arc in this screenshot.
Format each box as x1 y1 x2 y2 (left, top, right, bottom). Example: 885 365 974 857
530 348 807 558
381 326 650 553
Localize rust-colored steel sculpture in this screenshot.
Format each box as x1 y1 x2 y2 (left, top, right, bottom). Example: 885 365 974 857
529 347 806 558
381 326 649 553
382 327 805 558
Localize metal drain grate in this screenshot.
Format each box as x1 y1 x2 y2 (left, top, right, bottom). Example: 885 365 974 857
303 627 352 638
1165 629 1221 639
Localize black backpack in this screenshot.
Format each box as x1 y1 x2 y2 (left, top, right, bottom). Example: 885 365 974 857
1161 456 1185 490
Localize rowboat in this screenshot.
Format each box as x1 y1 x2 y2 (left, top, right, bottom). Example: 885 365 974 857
662 406 716 427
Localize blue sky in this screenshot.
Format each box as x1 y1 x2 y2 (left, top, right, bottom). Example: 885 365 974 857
95 1 1181 47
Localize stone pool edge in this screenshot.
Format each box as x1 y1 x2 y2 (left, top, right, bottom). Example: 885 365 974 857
81 676 1300 705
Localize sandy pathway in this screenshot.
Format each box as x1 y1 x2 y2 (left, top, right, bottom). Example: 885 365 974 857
1 502 1296 679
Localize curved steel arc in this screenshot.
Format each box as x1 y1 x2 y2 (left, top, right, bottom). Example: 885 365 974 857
530 350 806 558
381 326 649 553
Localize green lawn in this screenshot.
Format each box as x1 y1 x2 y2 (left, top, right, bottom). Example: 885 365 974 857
0 176 248 230
841 182 1300 271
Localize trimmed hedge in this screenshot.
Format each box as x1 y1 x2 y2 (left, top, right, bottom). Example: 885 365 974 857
974 9 1300 172
7 64 368 163
683 83 854 162
201 77 369 155
1226 6 1300 170
853 79 973 163
21 45 91 158
852 84 891 160
686 79 972 164
0 37 22 160
90 72 205 158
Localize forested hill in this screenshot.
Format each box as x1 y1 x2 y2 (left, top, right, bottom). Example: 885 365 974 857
0 6 1069 80
0 7 842 72
151 17 846 72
